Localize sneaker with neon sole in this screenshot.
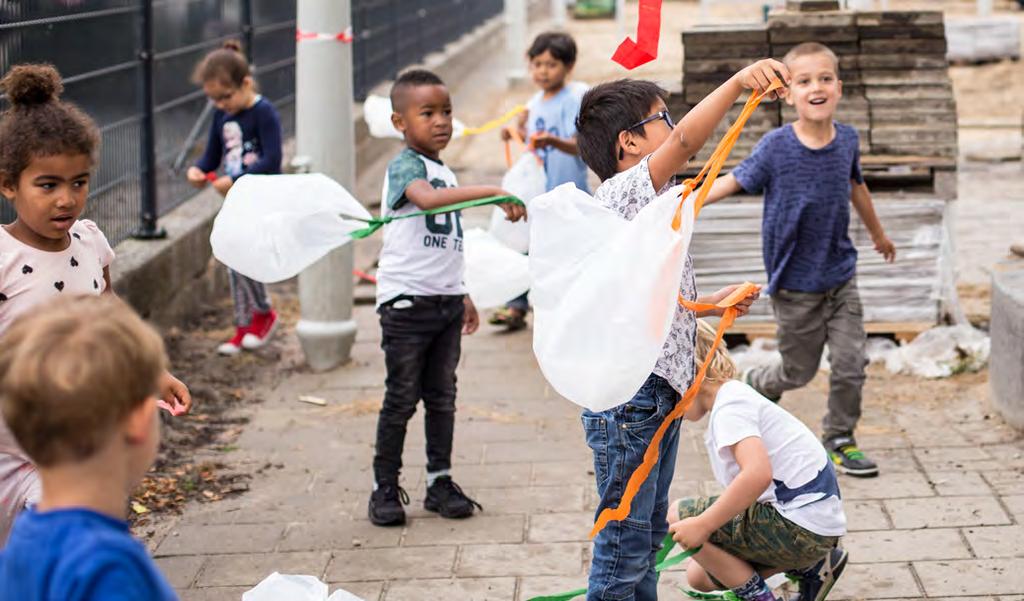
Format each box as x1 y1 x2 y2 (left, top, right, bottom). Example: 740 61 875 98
242 309 278 350
825 436 878 477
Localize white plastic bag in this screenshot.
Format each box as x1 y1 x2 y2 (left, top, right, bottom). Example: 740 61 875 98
529 182 696 411
243 573 364 601
362 94 403 139
489 153 546 253
210 173 372 283
884 325 990 378
463 228 532 309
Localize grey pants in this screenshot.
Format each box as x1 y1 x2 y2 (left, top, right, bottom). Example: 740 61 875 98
228 269 271 327
748 277 867 440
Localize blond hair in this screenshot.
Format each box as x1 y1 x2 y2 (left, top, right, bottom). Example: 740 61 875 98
0 295 167 467
695 319 738 384
782 41 840 75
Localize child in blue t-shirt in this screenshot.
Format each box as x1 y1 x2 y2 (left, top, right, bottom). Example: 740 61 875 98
704 42 896 479
0 295 177 600
491 31 589 331
187 40 283 356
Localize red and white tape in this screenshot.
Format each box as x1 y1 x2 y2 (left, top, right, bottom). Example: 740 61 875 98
296 27 354 43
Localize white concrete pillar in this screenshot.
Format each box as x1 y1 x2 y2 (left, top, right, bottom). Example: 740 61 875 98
294 0 357 371
978 0 993 16
616 0 627 39
506 0 528 83
550 0 566 28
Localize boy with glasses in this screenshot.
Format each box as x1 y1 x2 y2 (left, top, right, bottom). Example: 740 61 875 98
573 60 789 601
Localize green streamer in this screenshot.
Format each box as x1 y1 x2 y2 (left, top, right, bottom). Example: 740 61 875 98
348 195 523 239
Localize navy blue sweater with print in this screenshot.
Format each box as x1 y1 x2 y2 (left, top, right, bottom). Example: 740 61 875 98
195 96 282 180
731 122 863 295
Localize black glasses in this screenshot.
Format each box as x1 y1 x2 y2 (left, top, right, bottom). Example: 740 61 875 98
626 110 675 132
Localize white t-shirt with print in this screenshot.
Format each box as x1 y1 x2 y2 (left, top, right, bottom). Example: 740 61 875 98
376 148 466 306
593 155 698 396
705 380 847 537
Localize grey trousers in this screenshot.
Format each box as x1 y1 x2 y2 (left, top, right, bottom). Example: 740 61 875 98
748 277 867 440
228 268 271 327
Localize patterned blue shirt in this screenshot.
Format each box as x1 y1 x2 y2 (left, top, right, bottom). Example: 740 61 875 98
526 83 590 193
731 123 863 295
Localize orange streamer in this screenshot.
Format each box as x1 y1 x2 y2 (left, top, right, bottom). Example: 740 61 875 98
589 81 781 540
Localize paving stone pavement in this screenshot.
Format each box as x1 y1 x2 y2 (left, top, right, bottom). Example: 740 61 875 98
154 4 1024 600
156 301 1024 600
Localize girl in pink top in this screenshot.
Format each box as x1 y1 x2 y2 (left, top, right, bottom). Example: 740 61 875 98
0 64 193 544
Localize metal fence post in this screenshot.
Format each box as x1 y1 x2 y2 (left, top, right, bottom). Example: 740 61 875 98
134 0 167 240
241 0 255 65
294 0 357 371
506 0 527 83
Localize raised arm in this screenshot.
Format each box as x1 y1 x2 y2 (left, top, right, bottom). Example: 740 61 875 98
700 173 743 206
648 59 790 191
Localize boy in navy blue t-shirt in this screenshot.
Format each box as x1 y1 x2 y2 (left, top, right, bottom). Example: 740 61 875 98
0 295 177 601
705 42 896 478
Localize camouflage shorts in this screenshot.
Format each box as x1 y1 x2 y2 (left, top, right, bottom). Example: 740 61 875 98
676 496 838 574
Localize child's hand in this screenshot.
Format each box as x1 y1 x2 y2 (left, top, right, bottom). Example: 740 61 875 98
737 59 790 100
532 132 555 149
669 516 712 550
159 371 193 415
874 235 896 263
212 175 234 196
186 166 208 188
497 191 527 222
463 296 480 335
705 284 760 317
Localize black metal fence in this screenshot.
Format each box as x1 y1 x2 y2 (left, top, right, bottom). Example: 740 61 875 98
1 0 505 246
352 0 505 100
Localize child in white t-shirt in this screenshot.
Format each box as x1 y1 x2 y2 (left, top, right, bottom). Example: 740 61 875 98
670 320 848 601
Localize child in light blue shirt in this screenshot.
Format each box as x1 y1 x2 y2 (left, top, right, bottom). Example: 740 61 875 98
493 31 590 330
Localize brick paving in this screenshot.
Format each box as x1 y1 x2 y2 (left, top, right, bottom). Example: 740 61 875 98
155 4 1024 600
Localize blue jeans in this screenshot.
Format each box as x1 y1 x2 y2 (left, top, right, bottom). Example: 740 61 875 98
584 374 683 601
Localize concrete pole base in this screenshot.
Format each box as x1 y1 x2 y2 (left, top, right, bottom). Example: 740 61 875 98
296 244 357 372
991 261 1024 430
295 318 358 372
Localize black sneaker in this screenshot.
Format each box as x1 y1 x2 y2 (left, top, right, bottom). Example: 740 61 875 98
424 476 482 519
825 436 879 478
368 483 409 526
788 547 849 601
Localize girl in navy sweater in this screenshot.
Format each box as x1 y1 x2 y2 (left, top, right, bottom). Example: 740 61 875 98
187 41 282 355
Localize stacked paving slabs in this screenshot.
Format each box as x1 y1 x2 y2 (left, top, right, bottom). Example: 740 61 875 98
677 6 959 332
678 8 957 197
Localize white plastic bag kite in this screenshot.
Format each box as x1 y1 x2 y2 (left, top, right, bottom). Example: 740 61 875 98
529 182 696 412
243 572 364 601
489 153 546 253
463 228 531 309
210 173 372 283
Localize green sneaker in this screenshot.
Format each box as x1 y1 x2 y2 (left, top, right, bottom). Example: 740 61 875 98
825 436 879 478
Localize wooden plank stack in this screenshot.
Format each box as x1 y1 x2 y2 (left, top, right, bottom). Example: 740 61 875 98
678 6 958 199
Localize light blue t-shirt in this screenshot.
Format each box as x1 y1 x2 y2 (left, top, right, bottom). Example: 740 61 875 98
526 83 590 193
0 507 178 601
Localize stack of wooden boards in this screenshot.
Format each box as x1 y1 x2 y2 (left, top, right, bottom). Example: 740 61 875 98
678 6 959 334
676 8 957 199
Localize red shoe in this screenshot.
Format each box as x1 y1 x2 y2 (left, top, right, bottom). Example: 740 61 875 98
217 326 247 356
242 309 278 350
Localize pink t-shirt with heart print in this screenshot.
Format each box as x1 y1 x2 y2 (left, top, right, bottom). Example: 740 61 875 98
0 218 114 339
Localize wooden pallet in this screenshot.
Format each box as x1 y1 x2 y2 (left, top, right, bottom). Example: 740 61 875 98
724 320 933 343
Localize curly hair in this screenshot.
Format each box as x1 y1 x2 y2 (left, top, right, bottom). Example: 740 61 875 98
0 64 99 188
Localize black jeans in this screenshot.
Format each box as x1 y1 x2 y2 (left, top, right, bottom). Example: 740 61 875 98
373 295 464 484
